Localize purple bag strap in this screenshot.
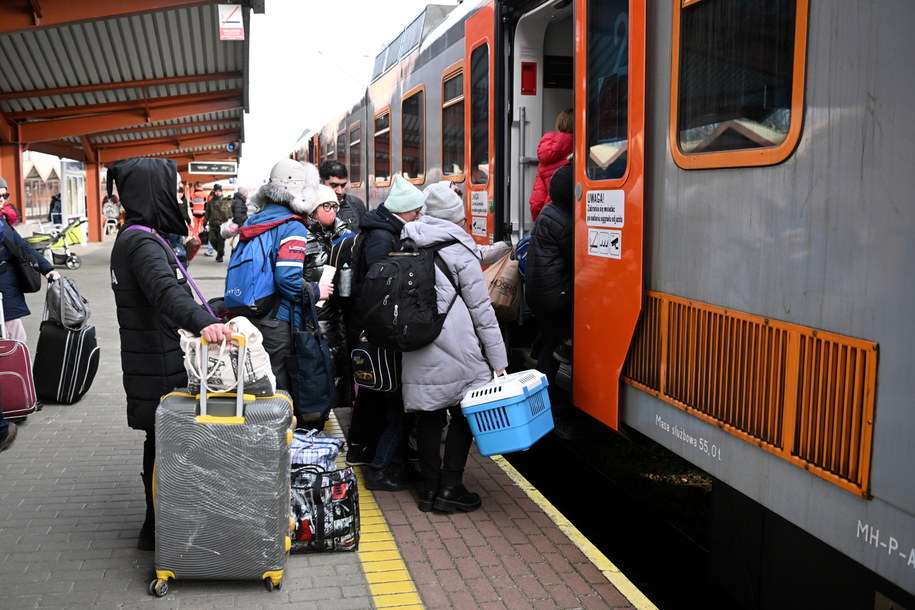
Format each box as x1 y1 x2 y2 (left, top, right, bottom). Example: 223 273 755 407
123 224 216 317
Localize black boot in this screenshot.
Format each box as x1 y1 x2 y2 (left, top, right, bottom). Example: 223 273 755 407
434 484 481 513
137 472 155 551
364 466 407 492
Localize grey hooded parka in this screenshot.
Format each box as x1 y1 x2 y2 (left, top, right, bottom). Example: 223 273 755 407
399 216 508 413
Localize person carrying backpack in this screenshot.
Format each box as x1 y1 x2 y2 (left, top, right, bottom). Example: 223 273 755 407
204 191 233 262
227 159 333 415
399 184 507 514
345 175 425 491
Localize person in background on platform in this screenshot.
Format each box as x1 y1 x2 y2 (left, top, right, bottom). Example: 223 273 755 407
346 175 424 490
47 193 63 225
0 176 21 226
232 186 250 226
303 185 351 421
108 157 233 551
524 160 575 438
529 108 573 222
191 182 206 235
202 183 223 257
0 182 60 345
203 187 232 263
236 159 333 428
399 180 508 513
319 160 366 231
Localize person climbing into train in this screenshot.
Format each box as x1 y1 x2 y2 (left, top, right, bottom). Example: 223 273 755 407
319 160 367 231
525 159 576 438
399 181 508 513
345 175 425 491
529 108 573 222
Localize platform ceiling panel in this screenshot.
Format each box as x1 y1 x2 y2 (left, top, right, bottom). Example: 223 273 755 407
0 1 252 173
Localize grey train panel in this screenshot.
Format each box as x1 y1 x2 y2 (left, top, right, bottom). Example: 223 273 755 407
637 0 915 592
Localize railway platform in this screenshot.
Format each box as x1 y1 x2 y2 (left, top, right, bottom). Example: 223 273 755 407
0 234 653 609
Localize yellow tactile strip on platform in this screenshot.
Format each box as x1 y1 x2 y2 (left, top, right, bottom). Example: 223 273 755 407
325 414 422 609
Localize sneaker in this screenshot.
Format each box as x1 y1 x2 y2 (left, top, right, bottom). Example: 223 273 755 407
0 422 18 452
433 484 481 513
553 341 573 364
215 256 224 263
345 444 373 466
203 250 214 257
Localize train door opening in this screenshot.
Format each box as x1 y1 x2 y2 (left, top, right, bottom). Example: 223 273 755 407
510 2 575 237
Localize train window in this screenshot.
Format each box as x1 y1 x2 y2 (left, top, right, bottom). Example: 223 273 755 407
336 130 346 166
671 0 808 169
401 88 425 182
442 69 464 179
469 44 489 185
586 0 629 181
374 109 391 186
349 123 362 186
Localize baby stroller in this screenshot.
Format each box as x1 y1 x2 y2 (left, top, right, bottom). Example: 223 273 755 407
25 218 85 270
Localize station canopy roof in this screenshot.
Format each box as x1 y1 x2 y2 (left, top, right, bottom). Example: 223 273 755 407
0 1 259 177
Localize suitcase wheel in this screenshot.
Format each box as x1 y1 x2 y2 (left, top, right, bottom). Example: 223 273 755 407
264 577 277 592
148 579 168 597
65 254 81 270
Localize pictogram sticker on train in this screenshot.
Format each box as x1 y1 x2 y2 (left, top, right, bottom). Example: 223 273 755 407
471 216 487 237
470 191 488 216
585 190 625 228
587 228 621 259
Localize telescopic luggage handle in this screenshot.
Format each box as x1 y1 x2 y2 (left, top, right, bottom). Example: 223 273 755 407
198 332 249 419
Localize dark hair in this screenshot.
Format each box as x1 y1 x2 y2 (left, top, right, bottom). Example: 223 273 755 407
319 159 348 181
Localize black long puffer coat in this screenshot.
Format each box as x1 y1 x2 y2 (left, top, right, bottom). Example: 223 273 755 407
525 161 574 315
109 158 218 431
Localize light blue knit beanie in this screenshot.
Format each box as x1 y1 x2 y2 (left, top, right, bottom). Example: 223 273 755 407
383 175 424 213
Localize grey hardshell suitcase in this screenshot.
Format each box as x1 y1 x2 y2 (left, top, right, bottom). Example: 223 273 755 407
150 335 294 597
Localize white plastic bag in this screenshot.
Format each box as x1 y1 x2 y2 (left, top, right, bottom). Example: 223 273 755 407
179 316 276 396
220 219 239 239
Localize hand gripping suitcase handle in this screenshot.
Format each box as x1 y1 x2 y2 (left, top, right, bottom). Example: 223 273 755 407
198 332 247 419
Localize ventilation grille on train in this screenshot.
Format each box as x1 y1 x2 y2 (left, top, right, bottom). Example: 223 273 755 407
623 292 877 497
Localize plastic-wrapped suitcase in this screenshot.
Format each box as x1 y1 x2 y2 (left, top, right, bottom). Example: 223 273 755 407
0 293 38 419
32 320 100 404
149 335 294 597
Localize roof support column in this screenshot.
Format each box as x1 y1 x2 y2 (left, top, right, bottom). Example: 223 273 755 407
0 143 25 221
85 162 101 242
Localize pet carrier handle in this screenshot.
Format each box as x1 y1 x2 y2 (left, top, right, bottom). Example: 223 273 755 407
198 332 247 418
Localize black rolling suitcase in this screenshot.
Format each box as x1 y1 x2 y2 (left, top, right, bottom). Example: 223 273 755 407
32 320 100 404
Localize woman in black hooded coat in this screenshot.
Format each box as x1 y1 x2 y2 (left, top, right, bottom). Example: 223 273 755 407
109 157 232 551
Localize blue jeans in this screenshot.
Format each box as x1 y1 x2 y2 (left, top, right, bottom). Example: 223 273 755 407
367 389 411 470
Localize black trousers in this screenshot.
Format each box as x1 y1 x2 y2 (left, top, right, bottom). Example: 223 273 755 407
414 405 473 493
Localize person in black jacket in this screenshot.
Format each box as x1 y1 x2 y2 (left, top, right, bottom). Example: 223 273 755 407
525 161 574 431
346 175 423 491
109 157 233 551
231 186 249 226
320 160 367 231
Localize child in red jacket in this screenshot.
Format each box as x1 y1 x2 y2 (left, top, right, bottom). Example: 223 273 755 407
529 108 573 221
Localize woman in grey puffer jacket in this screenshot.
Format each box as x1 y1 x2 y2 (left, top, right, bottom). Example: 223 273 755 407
400 206 507 514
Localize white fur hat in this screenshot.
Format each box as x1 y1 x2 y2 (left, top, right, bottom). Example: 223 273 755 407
267 159 319 214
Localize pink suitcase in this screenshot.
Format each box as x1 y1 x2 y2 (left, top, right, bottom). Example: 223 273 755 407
0 294 38 419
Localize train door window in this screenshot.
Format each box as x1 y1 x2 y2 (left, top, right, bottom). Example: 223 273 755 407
442 67 464 179
401 88 425 182
336 130 346 166
671 0 808 169
374 109 391 186
469 44 489 185
586 0 629 181
349 122 362 186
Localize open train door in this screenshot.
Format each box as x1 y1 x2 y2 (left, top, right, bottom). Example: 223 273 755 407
572 0 646 429
464 1 496 246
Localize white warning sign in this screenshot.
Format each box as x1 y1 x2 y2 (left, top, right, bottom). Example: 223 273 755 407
471 216 487 237
470 191 488 217
585 190 625 228
587 228 621 259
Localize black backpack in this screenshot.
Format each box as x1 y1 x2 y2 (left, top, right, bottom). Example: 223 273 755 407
355 239 460 352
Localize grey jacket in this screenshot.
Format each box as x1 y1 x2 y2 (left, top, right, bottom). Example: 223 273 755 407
399 217 508 413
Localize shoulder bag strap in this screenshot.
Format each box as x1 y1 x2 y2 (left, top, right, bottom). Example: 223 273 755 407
122 225 215 317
